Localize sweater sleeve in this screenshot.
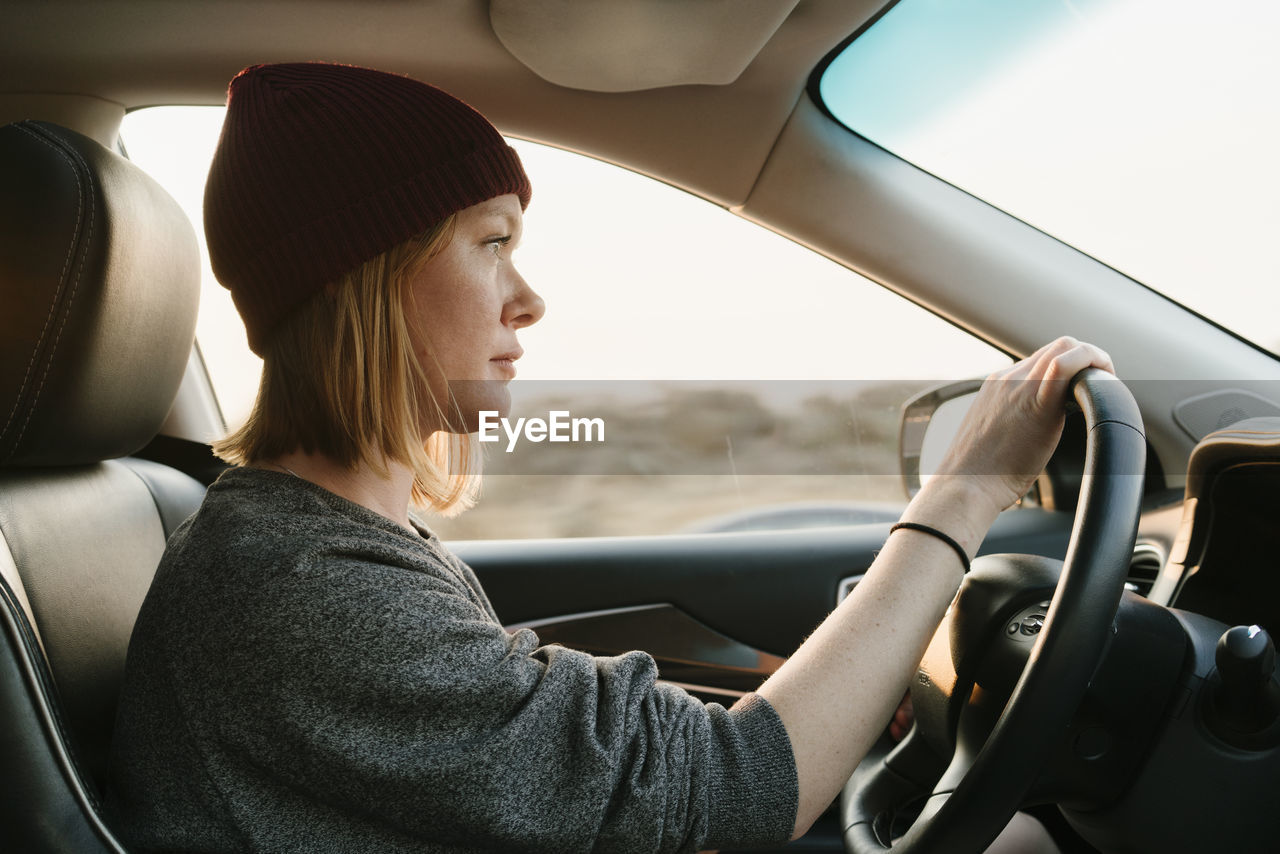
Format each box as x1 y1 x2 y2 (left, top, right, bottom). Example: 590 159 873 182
188 546 798 853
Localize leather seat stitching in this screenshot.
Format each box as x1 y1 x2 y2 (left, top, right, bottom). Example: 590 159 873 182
9 126 97 452
0 124 85 447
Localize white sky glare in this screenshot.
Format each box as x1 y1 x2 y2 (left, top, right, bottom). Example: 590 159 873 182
822 0 1280 355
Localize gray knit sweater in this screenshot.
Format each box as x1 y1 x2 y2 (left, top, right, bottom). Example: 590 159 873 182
105 467 798 853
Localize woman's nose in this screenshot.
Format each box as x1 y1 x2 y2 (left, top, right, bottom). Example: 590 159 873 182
506 271 545 329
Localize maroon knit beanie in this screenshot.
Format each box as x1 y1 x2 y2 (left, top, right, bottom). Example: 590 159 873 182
204 62 531 355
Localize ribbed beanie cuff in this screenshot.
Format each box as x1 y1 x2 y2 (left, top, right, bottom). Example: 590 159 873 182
204 62 531 354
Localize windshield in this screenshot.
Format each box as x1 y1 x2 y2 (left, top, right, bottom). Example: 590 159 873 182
819 0 1280 358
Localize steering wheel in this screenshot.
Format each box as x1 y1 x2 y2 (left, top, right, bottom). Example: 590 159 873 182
842 368 1147 853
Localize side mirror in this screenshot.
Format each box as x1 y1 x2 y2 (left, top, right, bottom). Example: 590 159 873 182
899 379 981 498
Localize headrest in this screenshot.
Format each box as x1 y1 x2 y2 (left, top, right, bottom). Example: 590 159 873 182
0 121 199 467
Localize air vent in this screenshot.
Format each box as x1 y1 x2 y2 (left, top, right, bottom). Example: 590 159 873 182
1126 542 1166 597
838 543 1166 605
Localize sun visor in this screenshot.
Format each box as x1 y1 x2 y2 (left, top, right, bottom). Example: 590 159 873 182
489 0 800 92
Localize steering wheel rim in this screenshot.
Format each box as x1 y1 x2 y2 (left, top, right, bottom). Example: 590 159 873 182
844 367 1147 853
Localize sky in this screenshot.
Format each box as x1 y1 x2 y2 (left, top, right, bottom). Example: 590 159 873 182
822 0 1280 357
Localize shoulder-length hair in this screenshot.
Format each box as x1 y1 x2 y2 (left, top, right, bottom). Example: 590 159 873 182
213 215 480 515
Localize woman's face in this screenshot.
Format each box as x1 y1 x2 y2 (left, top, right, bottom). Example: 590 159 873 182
406 193 544 433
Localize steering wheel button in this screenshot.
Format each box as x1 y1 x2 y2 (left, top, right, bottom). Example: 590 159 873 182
1007 622 1020 635
1019 615 1045 636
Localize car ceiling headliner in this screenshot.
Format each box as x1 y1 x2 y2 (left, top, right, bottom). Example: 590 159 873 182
1 0 885 206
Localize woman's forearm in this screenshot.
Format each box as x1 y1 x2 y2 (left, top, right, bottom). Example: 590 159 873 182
758 336 1114 837
757 477 1002 837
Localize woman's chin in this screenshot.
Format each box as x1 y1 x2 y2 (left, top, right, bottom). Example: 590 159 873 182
443 381 511 430
448 381 512 419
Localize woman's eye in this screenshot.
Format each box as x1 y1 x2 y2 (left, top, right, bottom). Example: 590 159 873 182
485 235 512 255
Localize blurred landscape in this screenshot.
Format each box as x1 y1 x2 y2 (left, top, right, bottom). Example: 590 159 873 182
428 380 933 540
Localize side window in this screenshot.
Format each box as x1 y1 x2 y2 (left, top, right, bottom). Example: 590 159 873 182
121 107 262 427
122 107 1011 539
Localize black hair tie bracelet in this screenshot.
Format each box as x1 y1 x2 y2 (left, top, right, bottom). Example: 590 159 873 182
889 522 971 573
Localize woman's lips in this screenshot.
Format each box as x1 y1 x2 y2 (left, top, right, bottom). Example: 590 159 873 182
490 350 521 378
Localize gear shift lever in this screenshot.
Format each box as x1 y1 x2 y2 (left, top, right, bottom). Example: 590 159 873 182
1205 625 1280 748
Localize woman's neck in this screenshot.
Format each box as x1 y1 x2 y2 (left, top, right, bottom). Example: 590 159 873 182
261 450 416 531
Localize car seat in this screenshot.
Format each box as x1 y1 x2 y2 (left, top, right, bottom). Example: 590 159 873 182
0 120 207 852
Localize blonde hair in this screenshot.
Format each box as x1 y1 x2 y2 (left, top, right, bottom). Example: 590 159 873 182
213 215 481 515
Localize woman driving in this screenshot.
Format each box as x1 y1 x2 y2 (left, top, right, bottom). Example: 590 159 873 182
106 62 1109 853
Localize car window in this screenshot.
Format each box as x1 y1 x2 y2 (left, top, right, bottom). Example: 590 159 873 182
818 0 1280 359
121 106 1011 539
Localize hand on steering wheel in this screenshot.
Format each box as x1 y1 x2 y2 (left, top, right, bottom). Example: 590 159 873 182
932 336 1117 517
842 365 1144 854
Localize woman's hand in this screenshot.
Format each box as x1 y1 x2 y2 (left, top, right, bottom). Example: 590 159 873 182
889 692 913 742
931 336 1115 518
764 337 1115 840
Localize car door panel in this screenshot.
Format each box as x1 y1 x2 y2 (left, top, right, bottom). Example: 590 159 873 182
456 507 1075 692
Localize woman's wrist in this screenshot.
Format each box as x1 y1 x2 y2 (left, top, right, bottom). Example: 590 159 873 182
900 476 1004 560
889 522 971 572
